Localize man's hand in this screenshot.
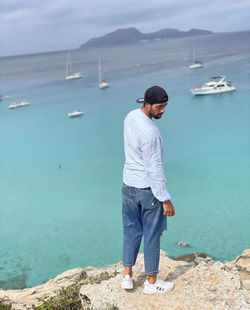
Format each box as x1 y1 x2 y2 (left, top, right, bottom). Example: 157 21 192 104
163 200 175 216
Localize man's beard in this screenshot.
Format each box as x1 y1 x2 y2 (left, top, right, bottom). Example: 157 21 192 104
150 111 163 119
153 114 162 119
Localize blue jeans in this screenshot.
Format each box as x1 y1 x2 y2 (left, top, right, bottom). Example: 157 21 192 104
122 183 167 274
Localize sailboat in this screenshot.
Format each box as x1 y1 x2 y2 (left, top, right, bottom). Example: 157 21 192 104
65 53 83 80
189 45 203 69
98 56 109 89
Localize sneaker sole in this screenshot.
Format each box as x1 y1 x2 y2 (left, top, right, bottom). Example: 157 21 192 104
143 285 174 295
122 285 133 290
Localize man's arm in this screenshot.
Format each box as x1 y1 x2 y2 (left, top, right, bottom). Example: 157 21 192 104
141 132 175 216
141 133 171 201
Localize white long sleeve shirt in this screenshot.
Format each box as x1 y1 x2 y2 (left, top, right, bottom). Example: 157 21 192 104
123 108 171 202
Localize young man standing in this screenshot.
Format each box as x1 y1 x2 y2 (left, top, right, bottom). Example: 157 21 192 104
121 85 175 294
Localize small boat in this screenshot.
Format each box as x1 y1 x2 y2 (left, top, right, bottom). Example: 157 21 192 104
9 100 29 109
68 110 84 118
65 72 83 80
98 56 109 89
189 44 203 69
65 53 83 80
190 76 236 95
189 61 203 69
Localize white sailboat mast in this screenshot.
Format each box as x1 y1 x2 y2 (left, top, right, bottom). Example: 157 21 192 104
65 54 69 77
192 44 195 63
66 53 73 77
98 56 102 84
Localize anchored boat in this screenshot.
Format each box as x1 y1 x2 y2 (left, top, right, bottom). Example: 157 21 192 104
98 56 109 89
9 100 29 109
65 53 83 80
68 110 84 118
189 44 203 69
190 76 236 95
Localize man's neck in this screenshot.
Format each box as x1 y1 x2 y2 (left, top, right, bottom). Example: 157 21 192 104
141 107 152 119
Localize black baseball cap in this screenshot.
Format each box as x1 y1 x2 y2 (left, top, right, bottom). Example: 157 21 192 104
136 86 168 104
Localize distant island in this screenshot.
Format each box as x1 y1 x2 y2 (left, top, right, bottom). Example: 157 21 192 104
80 27 213 48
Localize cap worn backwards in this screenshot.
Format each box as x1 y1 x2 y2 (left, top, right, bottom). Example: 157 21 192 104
136 86 168 104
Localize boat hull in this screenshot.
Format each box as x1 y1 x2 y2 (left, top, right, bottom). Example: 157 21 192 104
68 111 84 117
9 101 29 109
65 73 83 80
189 63 203 69
99 82 109 89
190 86 236 95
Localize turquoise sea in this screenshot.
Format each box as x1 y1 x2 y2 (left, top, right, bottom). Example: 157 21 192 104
0 31 250 289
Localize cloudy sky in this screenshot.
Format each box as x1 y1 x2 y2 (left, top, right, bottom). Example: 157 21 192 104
1 0 250 57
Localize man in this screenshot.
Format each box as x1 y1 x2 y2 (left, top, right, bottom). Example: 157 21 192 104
121 85 175 294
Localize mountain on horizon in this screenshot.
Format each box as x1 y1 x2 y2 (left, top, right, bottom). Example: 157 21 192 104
80 27 213 48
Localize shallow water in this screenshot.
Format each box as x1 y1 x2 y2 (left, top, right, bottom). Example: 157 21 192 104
0 31 250 289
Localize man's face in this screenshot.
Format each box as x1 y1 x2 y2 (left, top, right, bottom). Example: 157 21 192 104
145 102 168 119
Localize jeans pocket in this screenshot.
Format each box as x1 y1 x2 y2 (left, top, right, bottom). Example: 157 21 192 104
122 185 134 206
141 189 159 210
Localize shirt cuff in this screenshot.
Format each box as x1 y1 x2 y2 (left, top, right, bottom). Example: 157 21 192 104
151 186 171 202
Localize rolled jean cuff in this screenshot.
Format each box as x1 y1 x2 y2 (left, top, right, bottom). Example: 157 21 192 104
123 263 134 267
145 270 158 275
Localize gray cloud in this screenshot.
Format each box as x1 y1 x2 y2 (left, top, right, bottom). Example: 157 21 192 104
0 0 249 56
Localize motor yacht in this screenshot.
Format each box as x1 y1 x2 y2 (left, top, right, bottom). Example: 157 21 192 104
190 76 236 95
9 100 29 109
68 110 84 118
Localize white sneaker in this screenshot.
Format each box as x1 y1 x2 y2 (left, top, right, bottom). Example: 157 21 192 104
121 275 133 289
143 279 174 294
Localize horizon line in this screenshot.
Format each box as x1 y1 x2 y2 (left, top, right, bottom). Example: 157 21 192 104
1 28 249 59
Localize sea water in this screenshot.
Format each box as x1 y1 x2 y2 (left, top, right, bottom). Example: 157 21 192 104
0 31 250 289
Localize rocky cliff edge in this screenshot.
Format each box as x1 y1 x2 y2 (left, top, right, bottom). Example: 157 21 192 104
0 249 249 310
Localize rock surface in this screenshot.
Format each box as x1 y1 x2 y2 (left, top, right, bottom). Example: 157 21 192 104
0 249 249 310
